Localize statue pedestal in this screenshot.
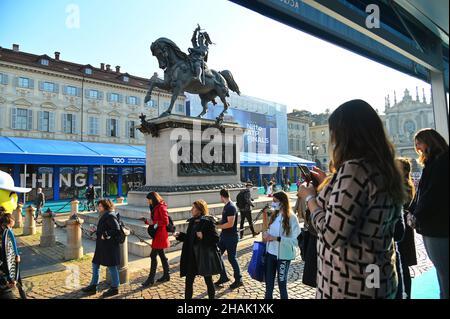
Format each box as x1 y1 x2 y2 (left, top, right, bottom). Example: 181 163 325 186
118 115 249 217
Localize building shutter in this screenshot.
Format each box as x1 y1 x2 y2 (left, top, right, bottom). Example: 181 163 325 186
11 108 17 129
76 87 82 97
27 109 33 130
28 79 34 89
72 114 77 134
1 73 8 85
54 83 59 93
125 121 130 138
14 77 19 87
63 114 67 133
136 97 141 106
38 111 44 131
107 93 111 102
98 91 104 100
62 85 67 95
115 119 120 137
39 81 44 91
106 119 111 136
85 89 90 98
118 94 123 103
49 112 55 132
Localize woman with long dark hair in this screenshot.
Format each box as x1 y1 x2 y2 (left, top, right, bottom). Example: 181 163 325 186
409 128 449 299
142 192 171 287
299 99 405 299
263 191 301 299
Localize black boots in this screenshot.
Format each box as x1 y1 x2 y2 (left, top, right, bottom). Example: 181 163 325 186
158 256 170 283
102 287 119 298
81 284 98 295
142 256 170 287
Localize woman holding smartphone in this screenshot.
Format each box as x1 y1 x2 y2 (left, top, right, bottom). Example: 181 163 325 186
299 100 405 299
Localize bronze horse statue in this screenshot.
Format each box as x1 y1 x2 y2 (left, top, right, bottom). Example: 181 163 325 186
144 38 241 122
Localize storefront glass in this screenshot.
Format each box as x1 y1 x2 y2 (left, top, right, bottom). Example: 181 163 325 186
104 166 118 197
122 166 145 195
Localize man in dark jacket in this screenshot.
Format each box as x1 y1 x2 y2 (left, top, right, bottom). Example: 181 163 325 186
237 183 257 239
86 184 96 211
34 188 45 221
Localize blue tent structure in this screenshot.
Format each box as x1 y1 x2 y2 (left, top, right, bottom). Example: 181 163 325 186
0 136 313 168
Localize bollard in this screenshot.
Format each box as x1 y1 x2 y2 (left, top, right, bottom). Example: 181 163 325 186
116 197 125 204
12 203 24 228
71 199 79 216
64 215 84 260
40 208 56 247
106 230 130 285
23 205 36 236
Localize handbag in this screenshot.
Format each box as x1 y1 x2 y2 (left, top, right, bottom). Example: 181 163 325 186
247 241 266 282
147 224 157 239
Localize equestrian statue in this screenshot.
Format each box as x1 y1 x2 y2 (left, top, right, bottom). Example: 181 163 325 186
143 24 241 123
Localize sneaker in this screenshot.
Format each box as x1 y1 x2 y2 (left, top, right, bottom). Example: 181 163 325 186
81 285 98 295
142 277 155 288
214 278 230 287
102 287 119 298
229 280 244 290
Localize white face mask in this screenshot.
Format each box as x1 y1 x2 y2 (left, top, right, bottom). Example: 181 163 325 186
271 202 280 211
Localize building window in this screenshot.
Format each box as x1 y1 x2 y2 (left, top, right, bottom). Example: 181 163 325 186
127 120 136 138
38 111 55 132
88 117 99 135
85 68 92 75
63 114 76 134
176 104 184 113
40 59 49 66
127 96 139 105
107 119 119 137
43 82 55 92
0 73 9 85
12 108 32 130
89 90 99 99
322 144 327 154
123 76 129 82
18 77 30 88
110 93 119 102
145 100 156 108
65 86 77 96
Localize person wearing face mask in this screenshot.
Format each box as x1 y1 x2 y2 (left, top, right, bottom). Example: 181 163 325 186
263 191 301 299
174 200 222 299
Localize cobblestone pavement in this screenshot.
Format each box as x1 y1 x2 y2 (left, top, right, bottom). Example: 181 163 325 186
13 228 433 299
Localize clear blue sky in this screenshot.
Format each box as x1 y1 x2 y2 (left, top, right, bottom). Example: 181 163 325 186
0 0 432 113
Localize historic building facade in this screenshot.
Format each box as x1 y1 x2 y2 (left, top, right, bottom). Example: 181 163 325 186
0 44 185 145
287 110 311 160
383 87 434 160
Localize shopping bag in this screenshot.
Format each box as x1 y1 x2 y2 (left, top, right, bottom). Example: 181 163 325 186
247 241 266 282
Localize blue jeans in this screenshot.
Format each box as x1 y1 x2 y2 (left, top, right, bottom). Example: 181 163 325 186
423 236 449 299
265 253 291 299
218 233 242 282
89 263 120 289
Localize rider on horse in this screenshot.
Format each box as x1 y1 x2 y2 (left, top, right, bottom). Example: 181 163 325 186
188 24 212 85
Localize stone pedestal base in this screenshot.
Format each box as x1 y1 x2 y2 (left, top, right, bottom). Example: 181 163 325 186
23 206 36 236
106 236 129 284
12 204 24 228
64 218 84 260
40 212 56 247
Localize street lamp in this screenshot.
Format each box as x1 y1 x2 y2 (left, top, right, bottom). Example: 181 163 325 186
306 142 319 162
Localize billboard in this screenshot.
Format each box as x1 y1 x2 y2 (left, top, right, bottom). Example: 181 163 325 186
202 104 278 154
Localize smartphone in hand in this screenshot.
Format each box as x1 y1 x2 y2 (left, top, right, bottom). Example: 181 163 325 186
298 165 319 187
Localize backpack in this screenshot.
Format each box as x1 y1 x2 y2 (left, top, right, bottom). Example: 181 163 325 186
166 215 176 233
111 214 129 244
236 191 247 210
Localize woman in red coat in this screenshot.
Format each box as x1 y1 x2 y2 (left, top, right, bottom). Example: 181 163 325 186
142 192 171 287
